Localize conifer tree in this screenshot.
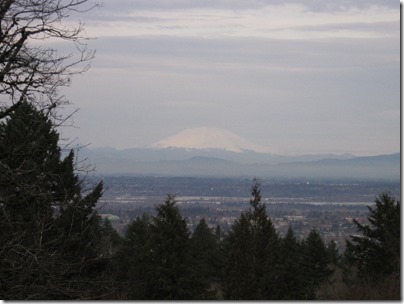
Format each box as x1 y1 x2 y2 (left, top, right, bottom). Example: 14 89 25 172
99 218 122 258
190 218 223 298
113 214 152 299
223 179 279 300
345 192 400 279
301 229 333 299
0 102 106 299
277 227 306 299
326 240 341 266
147 195 208 299
119 196 206 300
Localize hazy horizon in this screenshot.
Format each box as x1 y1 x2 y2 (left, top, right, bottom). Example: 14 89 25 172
80 126 399 158
59 0 399 156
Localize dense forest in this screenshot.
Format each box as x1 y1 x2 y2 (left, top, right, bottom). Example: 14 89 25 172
0 0 400 300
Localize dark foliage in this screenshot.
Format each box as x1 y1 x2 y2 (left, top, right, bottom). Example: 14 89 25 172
0 102 110 299
276 227 307 299
190 219 224 298
345 192 400 278
222 179 280 300
342 192 400 299
114 196 210 300
300 229 334 299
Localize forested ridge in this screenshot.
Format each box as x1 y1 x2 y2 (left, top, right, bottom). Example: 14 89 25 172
0 0 400 300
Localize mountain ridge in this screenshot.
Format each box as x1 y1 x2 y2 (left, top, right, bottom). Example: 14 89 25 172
78 146 399 180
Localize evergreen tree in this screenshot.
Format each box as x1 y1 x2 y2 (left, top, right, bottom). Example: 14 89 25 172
119 196 206 300
147 195 208 299
326 240 341 266
99 218 122 258
0 102 107 299
113 214 152 299
301 229 333 299
191 219 216 277
223 179 279 300
277 227 306 299
345 192 400 279
213 224 226 298
190 219 224 299
223 212 256 299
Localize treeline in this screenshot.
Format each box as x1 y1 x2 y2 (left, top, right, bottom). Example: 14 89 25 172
110 187 336 300
0 103 400 300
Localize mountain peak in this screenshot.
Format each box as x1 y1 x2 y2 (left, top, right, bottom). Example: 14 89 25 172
151 127 271 153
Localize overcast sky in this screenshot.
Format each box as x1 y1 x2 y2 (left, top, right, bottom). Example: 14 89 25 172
60 0 399 156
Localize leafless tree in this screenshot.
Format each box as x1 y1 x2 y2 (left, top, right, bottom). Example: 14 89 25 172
0 0 97 119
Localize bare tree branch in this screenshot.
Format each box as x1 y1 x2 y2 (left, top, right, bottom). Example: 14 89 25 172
0 0 98 119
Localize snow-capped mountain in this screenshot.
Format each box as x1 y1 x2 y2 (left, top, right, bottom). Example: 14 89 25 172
151 127 271 153
75 127 399 180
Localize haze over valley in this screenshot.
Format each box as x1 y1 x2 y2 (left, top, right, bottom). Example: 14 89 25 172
79 127 399 180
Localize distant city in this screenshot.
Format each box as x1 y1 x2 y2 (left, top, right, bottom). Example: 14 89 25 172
96 176 400 251
85 128 400 253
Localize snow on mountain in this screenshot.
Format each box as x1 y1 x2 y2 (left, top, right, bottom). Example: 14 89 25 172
151 127 271 153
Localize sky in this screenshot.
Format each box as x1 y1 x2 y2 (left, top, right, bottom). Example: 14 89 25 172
59 0 399 156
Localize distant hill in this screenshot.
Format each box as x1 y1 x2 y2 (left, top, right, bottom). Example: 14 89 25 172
78 146 399 181
266 153 400 180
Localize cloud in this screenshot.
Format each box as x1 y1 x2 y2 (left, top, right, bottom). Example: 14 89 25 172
83 3 398 41
65 32 398 151
96 0 397 12
59 0 399 155
89 34 398 74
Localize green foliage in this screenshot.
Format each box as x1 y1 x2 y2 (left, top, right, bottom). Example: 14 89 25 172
0 102 61 224
301 229 334 299
326 240 341 266
276 227 306 299
116 196 209 300
345 192 400 279
317 192 401 302
99 218 122 258
222 179 337 300
145 195 195 299
113 214 152 299
0 102 107 299
191 219 222 281
319 192 401 300
223 179 279 300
